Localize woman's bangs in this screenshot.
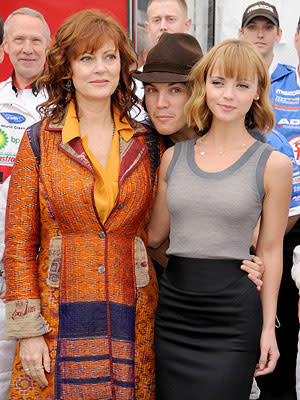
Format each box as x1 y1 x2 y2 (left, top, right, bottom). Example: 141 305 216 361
208 46 256 82
70 23 118 59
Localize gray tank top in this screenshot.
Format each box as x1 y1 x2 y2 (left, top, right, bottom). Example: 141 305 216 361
166 138 273 260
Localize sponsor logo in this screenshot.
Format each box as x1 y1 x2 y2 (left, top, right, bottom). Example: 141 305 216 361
247 4 274 14
288 136 300 166
278 118 300 125
1 124 25 130
0 112 26 124
293 194 300 202
278 118 300 129
0 129 8 150
11 137 21 144
275 96 300 105
0 154 15 164
276 88 300 96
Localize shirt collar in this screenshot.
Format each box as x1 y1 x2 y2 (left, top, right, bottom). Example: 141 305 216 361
62 101 134 144
11 70 42 96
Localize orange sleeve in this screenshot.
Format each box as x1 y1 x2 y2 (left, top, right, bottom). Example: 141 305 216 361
4 130 51 338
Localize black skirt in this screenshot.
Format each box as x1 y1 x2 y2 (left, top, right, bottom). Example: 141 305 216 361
155 256 262 400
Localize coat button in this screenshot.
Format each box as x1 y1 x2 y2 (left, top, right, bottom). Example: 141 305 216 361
99 231 106 239
98 265 105 273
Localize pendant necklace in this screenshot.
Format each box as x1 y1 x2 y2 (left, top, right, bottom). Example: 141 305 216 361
196 136 250 156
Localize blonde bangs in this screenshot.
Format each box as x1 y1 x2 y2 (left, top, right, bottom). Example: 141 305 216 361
186 39 274 133
207 43 258 82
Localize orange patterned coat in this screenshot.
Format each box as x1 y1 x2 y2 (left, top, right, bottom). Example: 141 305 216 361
4 115 162 400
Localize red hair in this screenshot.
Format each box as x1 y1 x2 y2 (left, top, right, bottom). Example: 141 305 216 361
38 9 138 123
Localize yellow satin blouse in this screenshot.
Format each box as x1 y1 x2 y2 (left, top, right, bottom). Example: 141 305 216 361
62 101 134 223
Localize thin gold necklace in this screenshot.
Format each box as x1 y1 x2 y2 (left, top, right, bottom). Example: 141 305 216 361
196 136 250 156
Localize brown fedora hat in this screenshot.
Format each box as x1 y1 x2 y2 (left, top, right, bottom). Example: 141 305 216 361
134 32 203 83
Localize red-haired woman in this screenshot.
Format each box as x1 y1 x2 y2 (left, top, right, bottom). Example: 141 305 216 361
4 9 161 400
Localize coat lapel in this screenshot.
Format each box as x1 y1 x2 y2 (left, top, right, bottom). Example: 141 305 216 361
58 138 93 172
46 110 93 172
119 135 147 186
47 117 148 180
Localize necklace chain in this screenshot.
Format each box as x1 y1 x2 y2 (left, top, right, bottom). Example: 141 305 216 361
196 136 249 156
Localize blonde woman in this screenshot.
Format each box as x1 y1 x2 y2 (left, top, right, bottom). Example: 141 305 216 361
148 39 292 399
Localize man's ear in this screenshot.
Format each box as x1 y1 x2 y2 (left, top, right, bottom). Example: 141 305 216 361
238 28 244 39
184 18 192 33
3 38 8 55
145 21 150 33
294 31 300 50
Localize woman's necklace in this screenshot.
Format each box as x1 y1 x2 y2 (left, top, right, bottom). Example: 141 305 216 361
196 136 250 156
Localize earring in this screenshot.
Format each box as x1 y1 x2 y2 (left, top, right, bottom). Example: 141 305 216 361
64 79 74 103
64 78 74 92
255 96 260 100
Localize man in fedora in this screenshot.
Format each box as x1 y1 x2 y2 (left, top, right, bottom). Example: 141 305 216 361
134 0 192 120
135 32 200 143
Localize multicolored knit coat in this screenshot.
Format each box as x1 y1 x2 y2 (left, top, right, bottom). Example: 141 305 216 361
4 114 162 400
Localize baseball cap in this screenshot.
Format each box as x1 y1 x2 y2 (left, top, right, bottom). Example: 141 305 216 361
241 1 279 27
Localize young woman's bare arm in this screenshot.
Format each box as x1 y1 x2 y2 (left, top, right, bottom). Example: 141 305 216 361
148 147 174 248
255 151 293 376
